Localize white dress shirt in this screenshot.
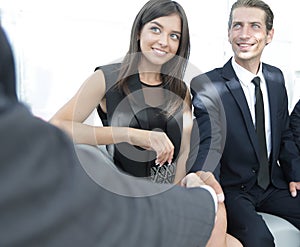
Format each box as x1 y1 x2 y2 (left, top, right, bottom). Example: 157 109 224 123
231 59 271 158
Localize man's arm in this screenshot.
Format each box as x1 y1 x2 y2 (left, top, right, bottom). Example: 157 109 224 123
0 102 216 247
276 81 300 183
290 99 300 152
75 144 216 247
188 74 225 176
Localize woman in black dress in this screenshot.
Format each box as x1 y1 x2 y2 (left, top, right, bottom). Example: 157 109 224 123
50 0 192 184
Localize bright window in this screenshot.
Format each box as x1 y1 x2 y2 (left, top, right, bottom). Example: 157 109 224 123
1 0 299 120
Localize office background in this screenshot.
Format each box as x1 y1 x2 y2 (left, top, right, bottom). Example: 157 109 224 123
0 0 299 121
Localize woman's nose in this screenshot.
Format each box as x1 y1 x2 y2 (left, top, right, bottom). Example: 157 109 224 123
158 33 168 47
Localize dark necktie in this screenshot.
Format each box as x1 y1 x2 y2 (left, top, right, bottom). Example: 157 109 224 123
252 76 270 189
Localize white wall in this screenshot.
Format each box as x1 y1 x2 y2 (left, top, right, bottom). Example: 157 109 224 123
0 0 299 120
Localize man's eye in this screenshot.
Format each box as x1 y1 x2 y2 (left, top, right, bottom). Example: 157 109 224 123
233 23 241 29
252 24 260 29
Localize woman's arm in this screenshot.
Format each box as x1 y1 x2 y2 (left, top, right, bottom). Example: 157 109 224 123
50 69 119 145
50 70 174 164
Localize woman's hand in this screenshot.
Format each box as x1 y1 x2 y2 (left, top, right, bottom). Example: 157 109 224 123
148 131 174 165
128 128 174 166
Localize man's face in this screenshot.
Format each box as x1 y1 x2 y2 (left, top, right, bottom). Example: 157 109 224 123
228 7 274 67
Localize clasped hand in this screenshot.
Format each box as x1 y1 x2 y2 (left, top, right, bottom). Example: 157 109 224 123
135 130 174 166
128 128 174 166
181 171 225 203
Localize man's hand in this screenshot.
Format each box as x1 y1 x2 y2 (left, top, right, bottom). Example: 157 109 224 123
289 181 300 197
181 172 219 213
181 173 205 188
196 171 225 203
181 171 224 203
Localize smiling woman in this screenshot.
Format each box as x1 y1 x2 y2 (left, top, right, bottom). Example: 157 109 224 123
49 0 192 185
138 14 182 67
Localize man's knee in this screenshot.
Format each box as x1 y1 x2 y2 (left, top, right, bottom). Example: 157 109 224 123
243 228 274 247
228 221 275 247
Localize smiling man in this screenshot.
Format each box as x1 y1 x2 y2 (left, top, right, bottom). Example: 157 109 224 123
190 0 300 246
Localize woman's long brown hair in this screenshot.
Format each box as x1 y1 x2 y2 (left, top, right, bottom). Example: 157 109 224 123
116 0 191 117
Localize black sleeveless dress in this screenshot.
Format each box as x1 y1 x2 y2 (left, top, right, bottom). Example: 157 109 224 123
95 63 184 183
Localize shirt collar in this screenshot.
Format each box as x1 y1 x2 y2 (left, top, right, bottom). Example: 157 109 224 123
231 58 263 87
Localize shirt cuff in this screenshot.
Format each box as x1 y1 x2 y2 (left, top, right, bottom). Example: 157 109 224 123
200 185 218 213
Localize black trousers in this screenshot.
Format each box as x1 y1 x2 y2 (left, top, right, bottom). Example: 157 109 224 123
224 184 300 247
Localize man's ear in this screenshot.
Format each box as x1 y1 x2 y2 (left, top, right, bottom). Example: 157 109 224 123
266 28 274 45
228 30 232 44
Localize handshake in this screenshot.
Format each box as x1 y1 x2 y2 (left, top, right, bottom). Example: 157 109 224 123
181 172 242 247
181 171 225 204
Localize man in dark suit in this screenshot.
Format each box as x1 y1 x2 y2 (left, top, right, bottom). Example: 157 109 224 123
290 99 300 151
0 21 228 247
190 0 300 246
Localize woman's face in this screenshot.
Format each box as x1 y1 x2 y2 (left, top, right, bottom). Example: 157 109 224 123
138 14 182 67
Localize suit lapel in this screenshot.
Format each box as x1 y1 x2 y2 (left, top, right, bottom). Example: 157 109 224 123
222 60 260 157
126 74 150 130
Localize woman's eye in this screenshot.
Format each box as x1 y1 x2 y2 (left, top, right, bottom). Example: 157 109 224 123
170 33 180 40
151 27 160 33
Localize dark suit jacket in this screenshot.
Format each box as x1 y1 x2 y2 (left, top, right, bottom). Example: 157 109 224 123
190 58 300 191
290 99 300 152
0 91 216 247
